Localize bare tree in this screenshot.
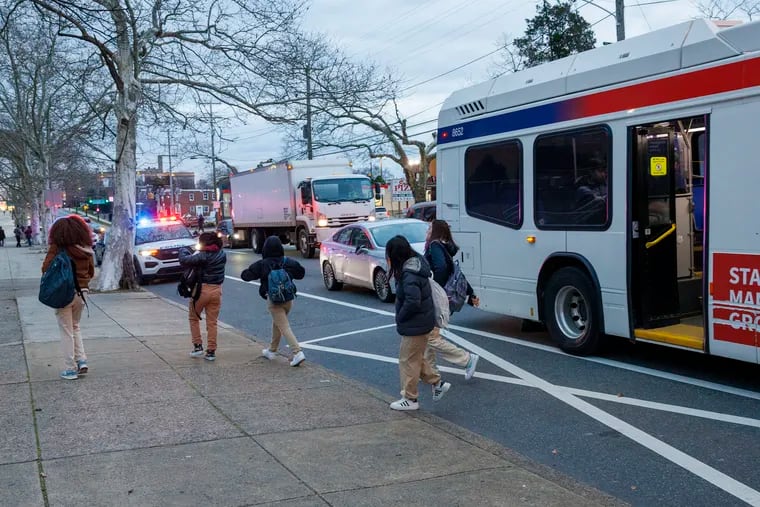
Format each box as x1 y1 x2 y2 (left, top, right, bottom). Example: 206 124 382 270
278 33 436 202
18 0 306 290
0 7 106 243
696 0 759 20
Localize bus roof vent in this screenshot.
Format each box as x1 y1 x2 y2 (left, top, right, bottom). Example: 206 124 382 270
455 100 485 118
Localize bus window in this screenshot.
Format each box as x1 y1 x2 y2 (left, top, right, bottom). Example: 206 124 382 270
464 140 522 227
534 126 611 228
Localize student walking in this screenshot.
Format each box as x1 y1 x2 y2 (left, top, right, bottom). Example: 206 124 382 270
241 236 306 366
386 235 450 411
0 226 5 246
14 226 22 247
179 232 227 361
424 219 480 380
25 225 32 246
41 215 95 380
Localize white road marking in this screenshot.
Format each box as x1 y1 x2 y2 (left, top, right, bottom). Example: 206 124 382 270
228 275 760 504
300 324 397 345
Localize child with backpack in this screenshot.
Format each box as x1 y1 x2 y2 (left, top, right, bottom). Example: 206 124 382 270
178 232 227 361
41 215 95 380
424 219 480 381
240 236 306 366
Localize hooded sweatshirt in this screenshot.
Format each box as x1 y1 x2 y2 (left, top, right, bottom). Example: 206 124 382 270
394 255 436 336
241 236 305 300
42 243 95 289
424 240 459 287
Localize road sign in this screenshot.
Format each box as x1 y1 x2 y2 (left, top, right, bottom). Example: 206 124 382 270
391 179 413 202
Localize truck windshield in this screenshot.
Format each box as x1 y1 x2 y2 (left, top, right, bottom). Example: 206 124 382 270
312 178 373 202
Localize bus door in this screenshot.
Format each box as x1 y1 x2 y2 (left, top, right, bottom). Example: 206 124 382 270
631 127 680 328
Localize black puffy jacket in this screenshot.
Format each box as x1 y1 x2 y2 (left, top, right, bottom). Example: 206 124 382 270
394 255 436 336
240 236 305 300
179 246 226 284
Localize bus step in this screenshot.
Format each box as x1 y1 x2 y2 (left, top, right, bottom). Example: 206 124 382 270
634 324 705 351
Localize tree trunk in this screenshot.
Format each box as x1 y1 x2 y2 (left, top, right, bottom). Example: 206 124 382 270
31 194 42 246
95 76 139 291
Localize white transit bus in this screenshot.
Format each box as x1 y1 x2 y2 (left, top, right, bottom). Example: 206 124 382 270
436 18 760 364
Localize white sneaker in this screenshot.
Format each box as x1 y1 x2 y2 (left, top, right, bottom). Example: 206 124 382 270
390 397 419 411
464 353 479 381
290 351 305 367
262 349 276 360
432 381 451 401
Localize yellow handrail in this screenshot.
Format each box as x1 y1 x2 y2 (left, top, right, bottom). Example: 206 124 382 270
645 223 676 249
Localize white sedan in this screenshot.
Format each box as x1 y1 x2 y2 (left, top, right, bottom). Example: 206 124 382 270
319 218 429 302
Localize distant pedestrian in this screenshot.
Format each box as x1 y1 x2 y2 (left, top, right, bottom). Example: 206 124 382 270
41 215 95 380
25 225 32 246
386 235 450 411
197 214 205 233
241 236 307 366
179 232 227 361
0 226 5 246
14 226 22 247
424 219 479 381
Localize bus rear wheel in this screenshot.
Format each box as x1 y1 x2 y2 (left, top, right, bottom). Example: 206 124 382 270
543 267 602 355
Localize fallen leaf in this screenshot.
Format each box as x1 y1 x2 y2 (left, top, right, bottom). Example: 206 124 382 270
617 393 624 397
552 449 559 455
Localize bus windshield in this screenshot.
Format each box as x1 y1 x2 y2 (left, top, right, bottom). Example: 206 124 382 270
312 178 373 202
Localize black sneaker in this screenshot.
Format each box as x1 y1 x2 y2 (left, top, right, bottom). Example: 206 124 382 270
204 350 216 361
190 344 204 357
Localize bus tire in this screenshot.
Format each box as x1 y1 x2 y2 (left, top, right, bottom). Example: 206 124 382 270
543 267 602 355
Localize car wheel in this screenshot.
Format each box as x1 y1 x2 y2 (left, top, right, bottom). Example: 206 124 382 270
252 228 265 254
134 259 147 285
298 228 315 258
322 262 343 291
543 267 602 355
374 269 395 303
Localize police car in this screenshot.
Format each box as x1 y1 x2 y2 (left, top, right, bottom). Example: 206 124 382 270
134 216 197 284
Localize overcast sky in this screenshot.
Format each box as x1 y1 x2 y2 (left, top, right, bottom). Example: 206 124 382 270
142 0 704 181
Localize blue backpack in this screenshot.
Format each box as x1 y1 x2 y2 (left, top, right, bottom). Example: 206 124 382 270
39 250 78 308
267 260 296 303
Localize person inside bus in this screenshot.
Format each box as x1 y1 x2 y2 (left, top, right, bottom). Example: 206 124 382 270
574 158 608 224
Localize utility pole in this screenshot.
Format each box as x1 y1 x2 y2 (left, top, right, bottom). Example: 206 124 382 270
166 131 174 214
200 102 221 222
615 0 625 41
305 66 313 160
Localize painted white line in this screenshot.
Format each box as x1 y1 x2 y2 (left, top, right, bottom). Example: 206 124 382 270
226 275 395 317
440 328 760 505
301 324 397 345
447 324 760 402
227 274 760 402
302 343 760 429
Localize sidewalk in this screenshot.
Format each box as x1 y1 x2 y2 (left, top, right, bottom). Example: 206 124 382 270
0 212 624 507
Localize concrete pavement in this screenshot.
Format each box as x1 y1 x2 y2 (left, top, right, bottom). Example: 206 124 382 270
0 211 624 506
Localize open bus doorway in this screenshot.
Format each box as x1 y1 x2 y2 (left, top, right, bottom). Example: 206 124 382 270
630 115 707 350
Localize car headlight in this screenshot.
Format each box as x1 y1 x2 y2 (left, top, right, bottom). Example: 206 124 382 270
139 249 158 257
367 215 376 222
232 233 240 239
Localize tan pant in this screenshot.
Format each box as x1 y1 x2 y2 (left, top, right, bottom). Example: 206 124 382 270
267 300 301 354
56 295 86 371
425 327 471 374
399 330 441 400
189 283 222 351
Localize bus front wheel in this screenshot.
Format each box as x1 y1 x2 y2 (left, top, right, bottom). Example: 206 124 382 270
543 267 602 355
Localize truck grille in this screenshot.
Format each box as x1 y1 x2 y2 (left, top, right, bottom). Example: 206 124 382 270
326 215 368 227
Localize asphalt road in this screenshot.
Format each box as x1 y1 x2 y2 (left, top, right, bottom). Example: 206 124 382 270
147 246 760 507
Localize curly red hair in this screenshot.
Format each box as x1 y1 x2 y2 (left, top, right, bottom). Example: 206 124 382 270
48 215 91 248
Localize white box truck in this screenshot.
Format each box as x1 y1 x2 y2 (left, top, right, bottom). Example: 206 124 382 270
229 157 377 257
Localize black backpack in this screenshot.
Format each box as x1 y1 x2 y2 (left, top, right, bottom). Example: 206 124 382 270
178 266 203 301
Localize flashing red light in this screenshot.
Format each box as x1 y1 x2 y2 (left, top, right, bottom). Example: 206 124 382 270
441 131 449 139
